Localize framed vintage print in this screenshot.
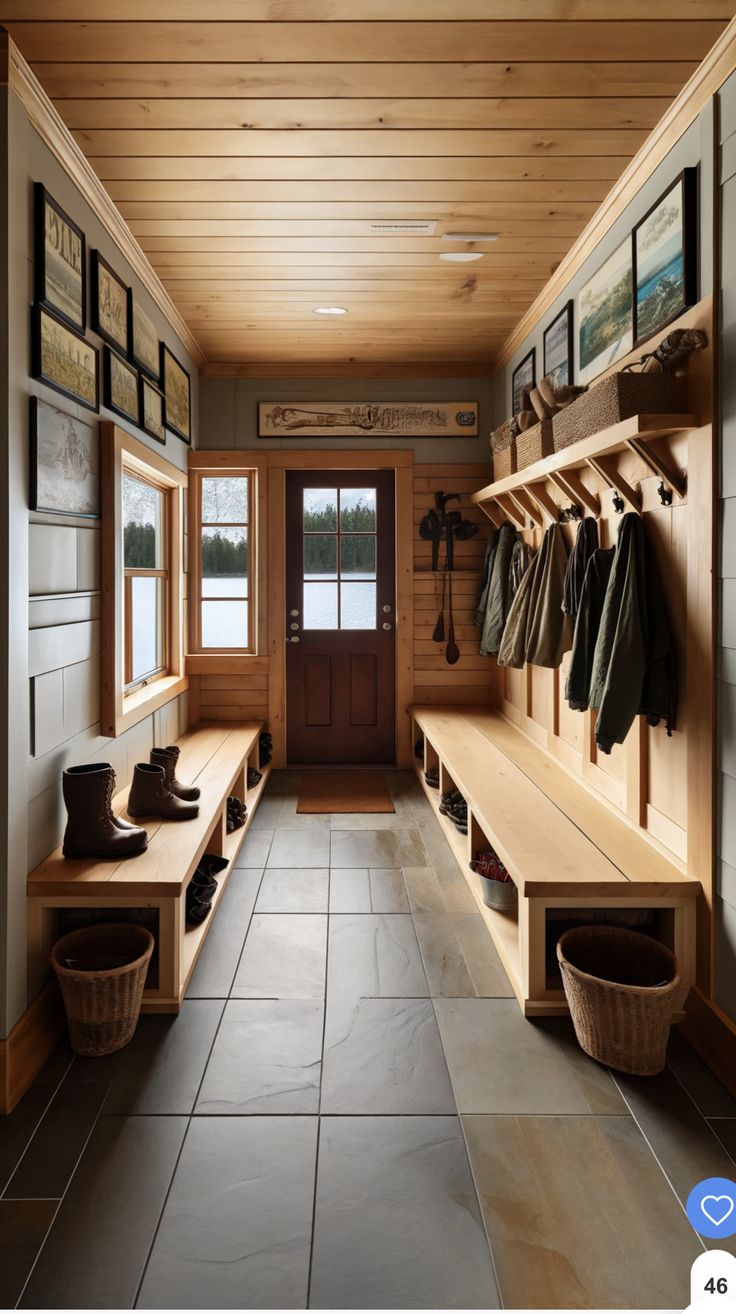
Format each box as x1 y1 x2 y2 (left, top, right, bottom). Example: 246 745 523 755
258 400 478 438
633 168 697 346
577 238 633 386
161 343 191 443
29 396 99 518
139 375 166 444
511 349 535 416
130 297 160 381
32 303 98 412
91 250 129 354
34 184 86 333
103 345 139 425
543 301 574 389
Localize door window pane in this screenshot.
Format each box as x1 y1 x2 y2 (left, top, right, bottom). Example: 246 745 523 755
130 576 163 680
201 475 248 524
303 582 338 630
201 527 248 596
123 473 162 568
340 488 376 531
201 600 248 648
304 534 337 579
304 488 337 532
341 582 377 630
340 534 376 579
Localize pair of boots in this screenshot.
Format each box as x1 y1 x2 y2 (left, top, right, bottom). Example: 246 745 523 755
424 765 439 789
259 731 272 766
439 789 468 835
247 766 262 789
186 853 228 924
227 795 247 833
128 746 200 822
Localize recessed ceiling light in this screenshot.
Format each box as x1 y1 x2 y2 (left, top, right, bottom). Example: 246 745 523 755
439 252 484 262
442 232 500 242
312 306 348 315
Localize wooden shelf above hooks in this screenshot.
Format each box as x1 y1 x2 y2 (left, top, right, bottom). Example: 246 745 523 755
471 413 697 519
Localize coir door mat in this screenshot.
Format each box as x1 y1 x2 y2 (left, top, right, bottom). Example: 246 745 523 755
296 770 395 814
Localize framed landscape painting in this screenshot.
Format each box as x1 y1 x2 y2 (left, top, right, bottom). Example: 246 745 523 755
258 400 478 438
30 397 99 518
161 343 191 443
511 349 535 416
577 238 633 386
130 297 160 381
34 184 86 333
139 375 166 444
543 301 574 389
633 169 697 346
91 250 129 355
32 303 98 412
103 346 139 425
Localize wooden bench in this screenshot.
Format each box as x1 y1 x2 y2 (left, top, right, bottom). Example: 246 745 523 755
410 705 699 1016
27 722 269 1013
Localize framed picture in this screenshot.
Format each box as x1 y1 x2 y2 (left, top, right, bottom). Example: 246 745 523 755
30 397 99 518
130 297 160 381
32 303 98 412
139 375 165 444
103 345 139 424
633 168 697 347
91 250 129 354
258 400 478 438
34 184 86 333
161 343 191 443
543 301 574 389
511 349 535 416
577 238 633 386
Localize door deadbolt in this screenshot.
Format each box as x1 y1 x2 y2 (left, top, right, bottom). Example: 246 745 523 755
382 622 392 631
289 635 300 643
290 622 299 631
290 608 300 617
382 604 392 613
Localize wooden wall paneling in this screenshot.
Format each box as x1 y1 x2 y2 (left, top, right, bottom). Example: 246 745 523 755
0 980 65 1115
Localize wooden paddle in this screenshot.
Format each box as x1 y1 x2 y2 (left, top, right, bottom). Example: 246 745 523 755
432 565 447 643
446 572 460 665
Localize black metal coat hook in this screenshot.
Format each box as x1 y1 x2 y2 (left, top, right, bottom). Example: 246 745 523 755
612 490 625 514
657 480 674 506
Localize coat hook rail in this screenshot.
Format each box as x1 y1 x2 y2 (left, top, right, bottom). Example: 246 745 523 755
549 469 601 519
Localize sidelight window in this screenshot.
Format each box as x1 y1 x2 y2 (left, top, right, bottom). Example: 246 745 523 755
193 473 254 652
302 486 377 630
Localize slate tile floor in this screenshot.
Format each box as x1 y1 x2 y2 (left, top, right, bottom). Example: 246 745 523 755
2 769 736 1308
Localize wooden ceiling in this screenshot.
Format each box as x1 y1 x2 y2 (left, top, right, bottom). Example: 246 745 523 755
2 3 732 370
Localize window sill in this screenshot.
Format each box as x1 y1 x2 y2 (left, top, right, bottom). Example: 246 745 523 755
103 673 189 738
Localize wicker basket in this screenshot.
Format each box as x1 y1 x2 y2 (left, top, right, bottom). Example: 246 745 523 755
557 926 681 1076
51 923 154 1057
492 442 516 480
552 371 683 452
516 420 553 471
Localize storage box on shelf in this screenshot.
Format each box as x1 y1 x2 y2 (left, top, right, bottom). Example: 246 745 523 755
516 419 553 471
552 371 683 452
27 722 270 1014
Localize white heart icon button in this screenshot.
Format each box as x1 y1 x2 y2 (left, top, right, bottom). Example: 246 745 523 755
701 1196 735 1228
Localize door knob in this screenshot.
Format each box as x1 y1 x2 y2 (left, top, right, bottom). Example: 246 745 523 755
289 635 300 643
382 604 392 613
382 622 392 631
290 622 300 631
290 608 300 617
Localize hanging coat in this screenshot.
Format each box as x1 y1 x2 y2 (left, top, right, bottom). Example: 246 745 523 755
474 529 499 628
563 517 599 620
565 548 615 712
497 548 539 669
588 513 677 753
507 538 535 608
479 522 518 656
524 522 573 668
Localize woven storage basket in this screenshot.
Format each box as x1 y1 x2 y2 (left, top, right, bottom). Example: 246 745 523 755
557 925 681 1076
51 923 154 1057
492 442 516 480
552 371 682 452
515 420 553 471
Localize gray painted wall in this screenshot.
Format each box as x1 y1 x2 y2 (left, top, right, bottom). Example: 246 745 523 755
716 71 736 1020
200 374 494 465
0 87 198 1036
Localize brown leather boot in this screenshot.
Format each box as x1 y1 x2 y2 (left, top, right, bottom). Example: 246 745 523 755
128 763 199 821
150 745 200 801
62 764 148 860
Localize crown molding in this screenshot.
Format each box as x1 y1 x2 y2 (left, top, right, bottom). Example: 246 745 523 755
3 34 206 369
492 16 736 373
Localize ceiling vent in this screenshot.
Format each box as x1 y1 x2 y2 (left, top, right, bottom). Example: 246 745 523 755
368 221 437 235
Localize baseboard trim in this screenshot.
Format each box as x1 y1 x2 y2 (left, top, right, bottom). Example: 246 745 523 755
0 981 65 1115
680 986 736 1098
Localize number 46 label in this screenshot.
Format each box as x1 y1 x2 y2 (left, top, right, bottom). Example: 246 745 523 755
688 1252 736 1310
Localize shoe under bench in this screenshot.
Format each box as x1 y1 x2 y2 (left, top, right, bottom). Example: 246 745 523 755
26 722 269 1014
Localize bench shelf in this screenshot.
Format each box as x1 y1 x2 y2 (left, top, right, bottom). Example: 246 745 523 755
27 722 268 1014
411 704 699 1017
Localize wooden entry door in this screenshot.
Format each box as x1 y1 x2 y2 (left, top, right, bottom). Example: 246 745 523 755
285 470 396 764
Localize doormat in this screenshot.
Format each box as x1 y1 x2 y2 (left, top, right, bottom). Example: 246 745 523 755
296 771 395 814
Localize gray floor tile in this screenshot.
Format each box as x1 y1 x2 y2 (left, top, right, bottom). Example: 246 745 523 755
0 1046 72 1195
268 827 330 867
19 1115 187 1310
435 999 625 1114
137 1116 318 1310
668 1030 736 1117
321 997 455 1114
329 869 409 913
463 1113 700 1309
255 867 329 913
328 914 428 998
403 864 477 916
186 869 262 999
234 831 273 868
310 1116 498 1309
248 795 285 834
232 913 327 999
70 999 224 1114
4 1080 108 1200
414 913 514 998
329 807 413 830
196 999 323 1114
330 828 427 869
0 1200 57 1308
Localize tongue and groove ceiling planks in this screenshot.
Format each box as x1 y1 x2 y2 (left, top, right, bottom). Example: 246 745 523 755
1 4 732 370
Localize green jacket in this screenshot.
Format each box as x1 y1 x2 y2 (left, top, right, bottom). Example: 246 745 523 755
498 523 572 670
